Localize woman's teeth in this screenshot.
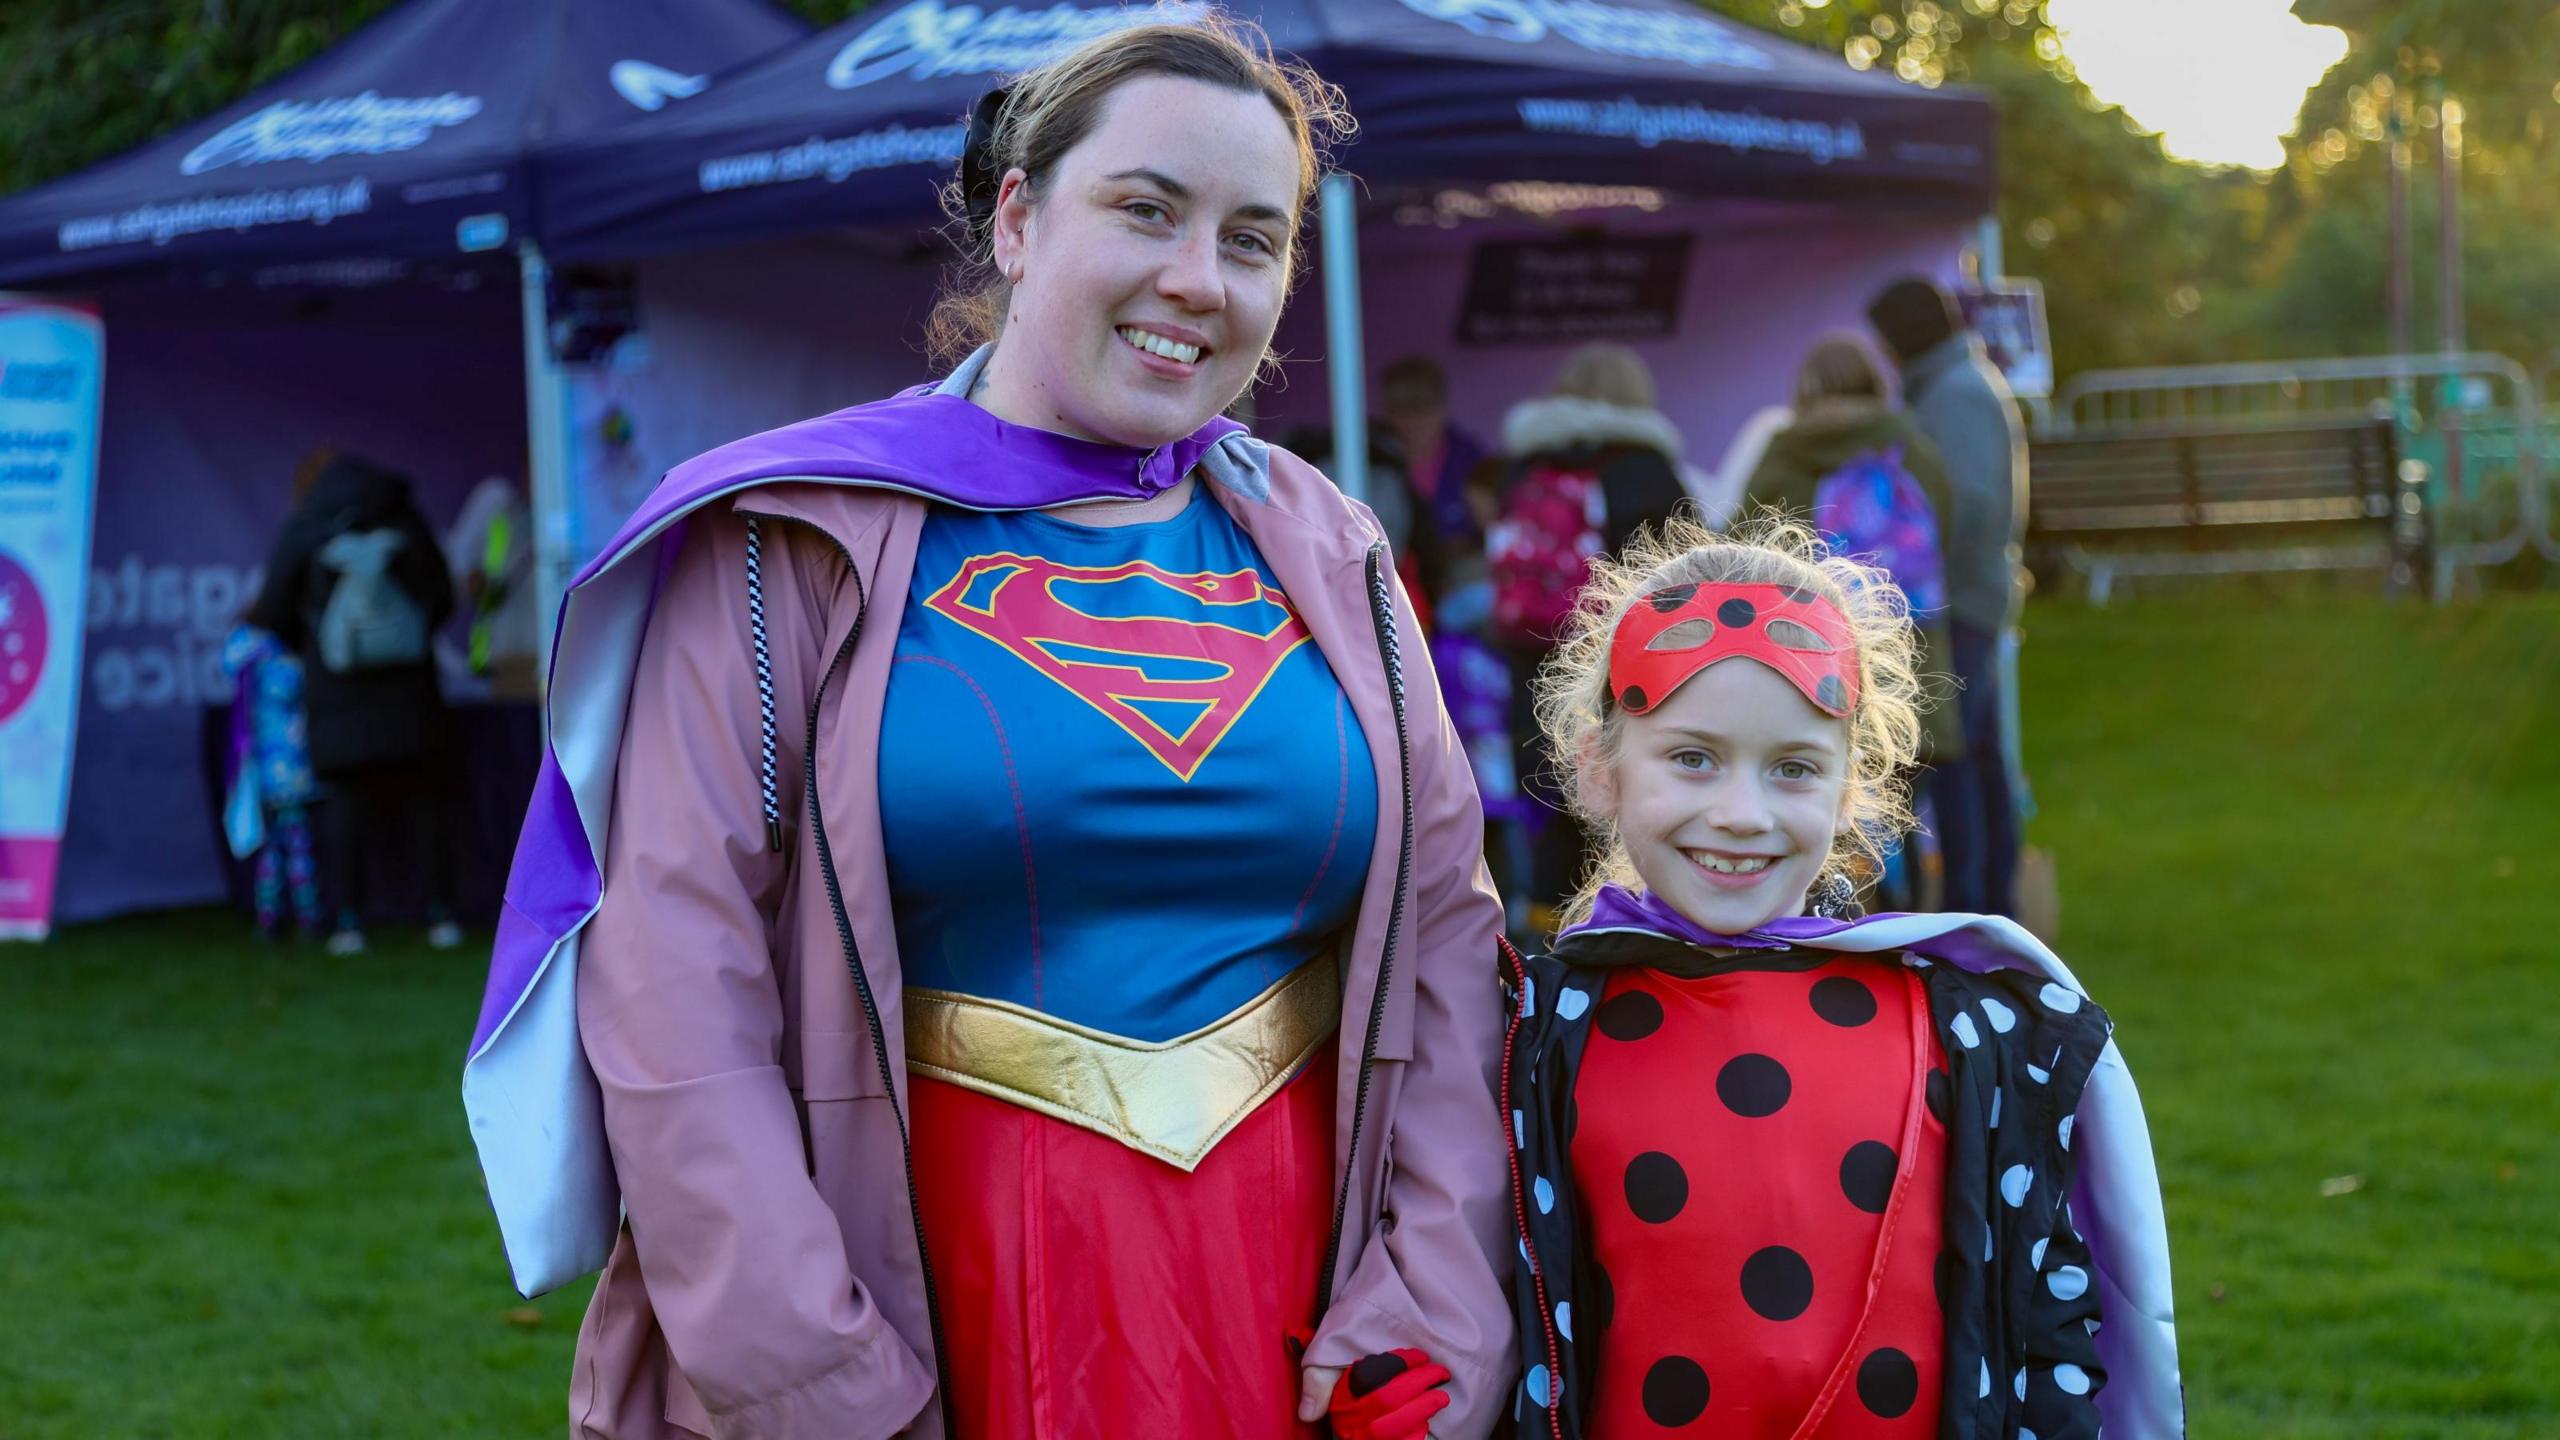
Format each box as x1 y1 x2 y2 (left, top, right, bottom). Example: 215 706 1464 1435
1689 852 1774 875
1118 327 1201 365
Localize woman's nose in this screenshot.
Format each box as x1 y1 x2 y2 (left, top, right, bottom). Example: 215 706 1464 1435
1156 228 1225 311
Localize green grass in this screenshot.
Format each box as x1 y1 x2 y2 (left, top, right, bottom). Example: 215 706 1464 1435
3 594 2555 1437
0 929 592 1438
2021 594 2560 1438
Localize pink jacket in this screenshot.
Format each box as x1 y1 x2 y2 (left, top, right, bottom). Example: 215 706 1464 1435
566 447 1516 1437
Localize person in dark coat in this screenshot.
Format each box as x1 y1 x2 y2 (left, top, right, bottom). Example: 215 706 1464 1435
246 450 461 953
1869 277 2028 918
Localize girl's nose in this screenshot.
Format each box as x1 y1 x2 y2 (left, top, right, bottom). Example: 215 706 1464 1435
1705 775 1776 836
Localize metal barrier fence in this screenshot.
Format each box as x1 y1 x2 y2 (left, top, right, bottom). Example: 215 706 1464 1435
2046 353 2559 582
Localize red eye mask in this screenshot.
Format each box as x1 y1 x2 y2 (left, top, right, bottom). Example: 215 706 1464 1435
1607 581 1861 718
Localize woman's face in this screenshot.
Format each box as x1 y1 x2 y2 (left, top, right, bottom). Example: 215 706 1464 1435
982 76 1300 448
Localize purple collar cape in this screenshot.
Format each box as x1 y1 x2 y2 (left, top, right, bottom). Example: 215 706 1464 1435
462 349 1245 1301
1564 881 1861 952
1552 882 2188 1438
570 382 1244 597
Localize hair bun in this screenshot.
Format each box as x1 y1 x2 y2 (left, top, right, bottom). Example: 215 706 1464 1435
960 83 1015 252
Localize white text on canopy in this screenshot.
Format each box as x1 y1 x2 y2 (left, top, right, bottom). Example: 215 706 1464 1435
180 92 486 175
827 0 1207 90
1397 0 1775 71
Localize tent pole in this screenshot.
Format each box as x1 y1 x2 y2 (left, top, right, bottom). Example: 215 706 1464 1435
1319 172 1368 505
517 239 572 695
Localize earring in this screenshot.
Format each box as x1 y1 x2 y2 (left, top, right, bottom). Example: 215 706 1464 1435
1006 262 1024 285
1808 870 1859 920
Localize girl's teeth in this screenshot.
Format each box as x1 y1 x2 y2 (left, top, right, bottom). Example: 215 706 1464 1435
1119 327 1201 364
1694 853 1772 875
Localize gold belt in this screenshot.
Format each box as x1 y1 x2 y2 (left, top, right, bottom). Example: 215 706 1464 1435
904 959 1340 1172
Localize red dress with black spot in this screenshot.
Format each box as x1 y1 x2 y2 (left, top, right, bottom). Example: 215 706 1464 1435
1571 954 1949 1437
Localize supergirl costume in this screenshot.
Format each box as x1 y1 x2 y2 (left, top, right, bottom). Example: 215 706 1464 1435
463 350 1517 1439
1498 586 2182 1440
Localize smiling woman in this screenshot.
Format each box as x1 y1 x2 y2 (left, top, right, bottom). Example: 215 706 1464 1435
928 22 1349 456
479 13 1517 1440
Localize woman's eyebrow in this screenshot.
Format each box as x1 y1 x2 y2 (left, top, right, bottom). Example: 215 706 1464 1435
1102 167 1288 224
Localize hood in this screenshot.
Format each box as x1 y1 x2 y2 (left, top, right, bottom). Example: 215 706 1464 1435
300 455 417 529
1761 399 1921 474
1501 394 1684 463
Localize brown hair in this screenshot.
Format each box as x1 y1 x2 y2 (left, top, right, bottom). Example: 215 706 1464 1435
1534 513 1930 926
1792 332 1890 409
1548 341 1658 411
1380 355 1448 415
925 15 1352 365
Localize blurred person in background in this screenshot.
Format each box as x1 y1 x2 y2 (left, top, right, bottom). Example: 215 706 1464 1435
1745 332 1965 909
1488 341 1693 931
247 450 461 955
1377 354 1489 605
1869 276 2027 918
444 472 540 700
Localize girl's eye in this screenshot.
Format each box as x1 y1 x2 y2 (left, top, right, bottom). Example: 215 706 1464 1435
1672 749 1711 772
1775 758 1820 782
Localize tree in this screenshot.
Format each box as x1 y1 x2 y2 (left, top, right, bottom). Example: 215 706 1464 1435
1697 0 2249 379
0 1 402 196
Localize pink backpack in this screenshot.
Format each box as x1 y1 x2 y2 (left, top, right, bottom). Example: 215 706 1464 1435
1488 460 1608 646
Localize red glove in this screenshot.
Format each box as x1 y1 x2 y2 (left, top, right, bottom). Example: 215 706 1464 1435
1329 1348 1453 1440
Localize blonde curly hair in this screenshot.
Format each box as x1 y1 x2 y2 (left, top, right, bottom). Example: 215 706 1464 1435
1533 512 1929 926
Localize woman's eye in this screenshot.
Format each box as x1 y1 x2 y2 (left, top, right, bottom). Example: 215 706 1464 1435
1126 201 1169 224
1228 230 1275 257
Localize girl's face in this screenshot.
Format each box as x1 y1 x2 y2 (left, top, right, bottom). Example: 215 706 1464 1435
1583 657 1852 936
979 76 1299 449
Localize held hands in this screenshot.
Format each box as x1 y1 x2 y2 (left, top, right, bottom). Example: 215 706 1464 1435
1295 1349 1453 1440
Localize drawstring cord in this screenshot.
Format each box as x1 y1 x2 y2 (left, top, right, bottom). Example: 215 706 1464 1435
745 518 783 852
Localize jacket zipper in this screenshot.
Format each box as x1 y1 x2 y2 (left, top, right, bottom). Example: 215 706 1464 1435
1498 937 1567 1438
736 510 954 1426
1316 541 1417 1320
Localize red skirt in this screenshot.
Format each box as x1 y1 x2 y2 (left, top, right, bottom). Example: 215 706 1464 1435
910 1042 1337 1440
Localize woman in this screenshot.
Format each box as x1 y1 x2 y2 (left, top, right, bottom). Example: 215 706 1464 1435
1486 342 1692 930
464 18 1514 1440
1743 334 1964 770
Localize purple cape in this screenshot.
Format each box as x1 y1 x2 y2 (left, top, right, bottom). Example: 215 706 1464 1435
462 351 1250 1299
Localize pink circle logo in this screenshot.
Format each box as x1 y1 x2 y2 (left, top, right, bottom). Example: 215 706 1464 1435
0 551 49 725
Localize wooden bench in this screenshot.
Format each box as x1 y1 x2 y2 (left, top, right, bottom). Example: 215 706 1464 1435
2026 418 2426 602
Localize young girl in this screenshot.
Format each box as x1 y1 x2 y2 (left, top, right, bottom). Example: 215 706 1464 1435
1502 519 2181 1438
220 621 323 941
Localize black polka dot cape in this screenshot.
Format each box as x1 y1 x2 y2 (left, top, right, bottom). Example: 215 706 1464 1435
1499 908 2183 1439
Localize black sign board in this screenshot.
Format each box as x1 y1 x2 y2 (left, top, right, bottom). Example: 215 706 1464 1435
1457 233 1691 346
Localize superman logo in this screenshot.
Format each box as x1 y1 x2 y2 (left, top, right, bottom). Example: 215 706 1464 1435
924 553 1314 781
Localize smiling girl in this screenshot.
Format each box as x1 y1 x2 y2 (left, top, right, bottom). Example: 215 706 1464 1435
1499 518 2182 1439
